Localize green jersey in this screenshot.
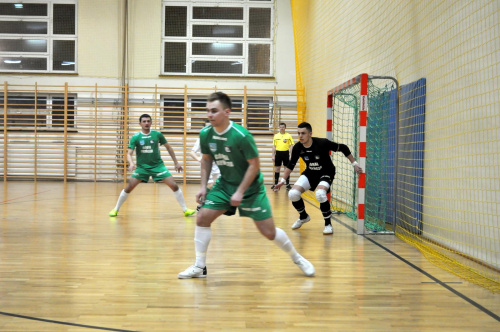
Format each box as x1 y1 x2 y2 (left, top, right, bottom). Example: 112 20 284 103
200 121 263 194
128 130 167 169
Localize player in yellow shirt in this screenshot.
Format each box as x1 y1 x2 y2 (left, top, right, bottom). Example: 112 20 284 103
272 123 294 190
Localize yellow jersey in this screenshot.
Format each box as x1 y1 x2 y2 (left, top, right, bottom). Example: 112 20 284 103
273 132 294 151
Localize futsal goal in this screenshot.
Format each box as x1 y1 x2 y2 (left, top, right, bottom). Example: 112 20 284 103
327 74 399 235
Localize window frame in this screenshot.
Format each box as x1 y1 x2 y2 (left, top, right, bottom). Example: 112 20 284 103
0 0 78 74
161 95 273 132
162 0 274 77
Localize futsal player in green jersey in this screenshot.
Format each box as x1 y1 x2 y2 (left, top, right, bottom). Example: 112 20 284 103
178 92 315 279
108 114 195 217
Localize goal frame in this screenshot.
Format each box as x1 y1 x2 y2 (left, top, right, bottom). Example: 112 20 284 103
327 73 399 235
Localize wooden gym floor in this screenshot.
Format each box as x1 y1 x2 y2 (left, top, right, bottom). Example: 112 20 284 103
0 181 499 331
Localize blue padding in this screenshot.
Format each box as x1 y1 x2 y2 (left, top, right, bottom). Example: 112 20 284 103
397 78 426 234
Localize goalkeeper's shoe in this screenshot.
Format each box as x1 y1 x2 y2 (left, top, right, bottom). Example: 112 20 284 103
291 215 310 230
323 224 333 235
108 209 118 217
184 208 196 217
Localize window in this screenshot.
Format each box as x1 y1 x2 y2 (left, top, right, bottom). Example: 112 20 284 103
162 0 274 77
0 1 77 73
162 95 272 130
163 97 185 129
247 98 272 130
0 94 75 128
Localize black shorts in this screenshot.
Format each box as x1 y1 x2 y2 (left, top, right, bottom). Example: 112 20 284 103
274 150 290 167
303 172 334 193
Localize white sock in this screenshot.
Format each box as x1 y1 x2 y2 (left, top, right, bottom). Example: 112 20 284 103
173 189 188 211
273 227 300 262
194 226 211 268
114 189 129 211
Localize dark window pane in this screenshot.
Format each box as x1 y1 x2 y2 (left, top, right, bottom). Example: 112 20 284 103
192 61 242 74
190 99 208 129
0 57 47 71
0 95 47 110
248 44 270 74
192 25 243 38
53 40 75 71
0 95 47 128
193 7 243 20
0 3 47 16
165 6 187 37
164 42 186 73
163 98 184 129
53 4 75 35
249 8 271 38
0 21 48 34
229 99 243 125
192 43 242 56
0 39 47 52
52 97 75 127
247 99 271 129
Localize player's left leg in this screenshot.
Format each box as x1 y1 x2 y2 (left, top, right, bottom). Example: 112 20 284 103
157 171 195 216
316 180 333 235
254 217 315 277
240 188 314 276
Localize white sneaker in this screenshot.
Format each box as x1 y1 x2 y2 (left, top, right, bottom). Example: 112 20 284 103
294 255 315 277
291 215 311 230
178 265 207 279
323 224 333 235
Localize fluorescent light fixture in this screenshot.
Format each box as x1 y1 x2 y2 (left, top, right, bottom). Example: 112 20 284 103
211 42 235 49
14 3 23 8
4 60 22 64
61 61 75 66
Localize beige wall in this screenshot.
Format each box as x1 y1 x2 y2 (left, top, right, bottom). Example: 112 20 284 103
78 0 125 78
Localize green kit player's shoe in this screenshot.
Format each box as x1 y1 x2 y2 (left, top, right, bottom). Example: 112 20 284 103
109 209 118 217
183 208 196 217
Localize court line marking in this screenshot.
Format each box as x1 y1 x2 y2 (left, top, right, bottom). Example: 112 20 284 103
0 310 141 332
0 190 52 204
332 215 500 322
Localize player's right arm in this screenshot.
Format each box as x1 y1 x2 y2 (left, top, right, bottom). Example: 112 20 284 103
126 148 135 172
196 153 213 204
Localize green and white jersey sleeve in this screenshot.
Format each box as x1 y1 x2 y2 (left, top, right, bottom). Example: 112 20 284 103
128 130 167 169
200 122 263 193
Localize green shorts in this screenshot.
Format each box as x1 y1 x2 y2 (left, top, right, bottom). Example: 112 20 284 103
132 164 172 182
203 181 272 221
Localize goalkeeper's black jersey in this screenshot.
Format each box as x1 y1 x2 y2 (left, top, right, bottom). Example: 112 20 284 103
287 137 351 178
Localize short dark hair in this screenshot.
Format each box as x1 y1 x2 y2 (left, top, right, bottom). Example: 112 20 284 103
139 114 152 122
279 122 286 127
208 91 232 110
298 122 312 132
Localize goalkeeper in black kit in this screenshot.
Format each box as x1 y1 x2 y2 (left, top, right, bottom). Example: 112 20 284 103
273 122 363 235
